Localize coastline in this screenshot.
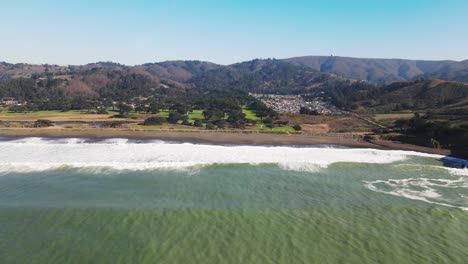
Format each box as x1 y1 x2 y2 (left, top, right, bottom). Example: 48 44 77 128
0 128 451 155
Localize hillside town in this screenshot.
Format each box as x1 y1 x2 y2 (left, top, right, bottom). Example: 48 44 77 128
250 94 345 114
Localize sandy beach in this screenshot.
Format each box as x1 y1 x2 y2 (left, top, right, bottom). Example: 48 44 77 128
0 127 451 155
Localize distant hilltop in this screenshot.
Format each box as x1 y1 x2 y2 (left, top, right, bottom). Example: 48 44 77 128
1 56 468 87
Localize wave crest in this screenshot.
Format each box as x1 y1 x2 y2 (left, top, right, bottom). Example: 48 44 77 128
0 137 465 174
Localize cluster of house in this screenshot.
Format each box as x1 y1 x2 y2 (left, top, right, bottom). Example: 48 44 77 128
0 97 22 106
251 94 345 114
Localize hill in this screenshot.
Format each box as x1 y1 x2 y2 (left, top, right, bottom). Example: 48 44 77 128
190 59 344 94
284 56 468 84
2 56 468 87
314 79 468 114
137 61 221 83
357 80 468 113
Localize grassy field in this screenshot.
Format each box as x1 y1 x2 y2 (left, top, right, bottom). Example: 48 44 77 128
374 113 415 121
0 108 275 130
242 107 260 121
251 124 295 132
188 110 204 120
0 110 122 122
0 110 83 115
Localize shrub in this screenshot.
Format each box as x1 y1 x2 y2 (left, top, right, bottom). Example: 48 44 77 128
104 121 125 128
96 108 109 114
34 119 54 128
143 116 166 126
205 122 216 130
9 105 28 113
292 124 302 131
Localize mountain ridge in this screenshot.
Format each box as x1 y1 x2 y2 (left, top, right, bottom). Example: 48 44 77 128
1 56 468 87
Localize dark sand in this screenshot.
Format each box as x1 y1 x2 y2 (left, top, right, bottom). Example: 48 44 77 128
0 128 451 155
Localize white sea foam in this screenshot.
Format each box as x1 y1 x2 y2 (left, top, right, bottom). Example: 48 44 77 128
393 164 468 176
365 177 468 211
0 137 465 173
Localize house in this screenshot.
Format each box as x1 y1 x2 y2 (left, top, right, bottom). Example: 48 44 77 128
1 97 20 106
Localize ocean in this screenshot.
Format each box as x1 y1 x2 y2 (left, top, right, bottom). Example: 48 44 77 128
0 138 467 263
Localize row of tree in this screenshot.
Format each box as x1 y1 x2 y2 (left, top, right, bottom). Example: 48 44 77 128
392 113 468 159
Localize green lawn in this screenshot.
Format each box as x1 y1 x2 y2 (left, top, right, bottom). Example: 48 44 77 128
131 108 257 122
156 110 203 120
188 110 204 120
158 110 170 118
242 107 260 121
271 126 295 132
0 109 118 121
251 124 294 131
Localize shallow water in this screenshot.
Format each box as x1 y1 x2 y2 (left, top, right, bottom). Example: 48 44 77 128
0 138 467 263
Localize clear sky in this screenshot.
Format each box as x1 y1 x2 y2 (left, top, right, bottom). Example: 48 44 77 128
1 0 467 65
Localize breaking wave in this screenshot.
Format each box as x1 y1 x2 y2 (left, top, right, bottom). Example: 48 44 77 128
365 176 468 211
0 137 464 173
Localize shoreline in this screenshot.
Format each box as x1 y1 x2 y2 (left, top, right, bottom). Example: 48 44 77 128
0 128 452 156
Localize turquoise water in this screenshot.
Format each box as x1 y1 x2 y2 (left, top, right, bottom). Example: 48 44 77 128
0 139 467 263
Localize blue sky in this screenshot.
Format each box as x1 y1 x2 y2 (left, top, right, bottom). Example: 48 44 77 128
1 0 467 65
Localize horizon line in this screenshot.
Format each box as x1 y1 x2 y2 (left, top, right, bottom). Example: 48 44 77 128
1 55 467 67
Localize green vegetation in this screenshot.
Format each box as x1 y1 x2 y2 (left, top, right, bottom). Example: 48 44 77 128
293 124 302 131
33 119 54 128
270 126 295 132
381 113 468 159
242 107 260 121
188 110 203 120
374 113 414 121
142 116 166 126
1 58 468 157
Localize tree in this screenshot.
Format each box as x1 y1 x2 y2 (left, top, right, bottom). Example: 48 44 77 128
193 118 203 127
147 103 160 114
103 97 114 109
171 103 190 115
203 109 224 122
135 105 146 113
117 102 132 116
214 119 226 129
256 111 268 121
168 111 187 124
264 117 273 129
226 110 246 128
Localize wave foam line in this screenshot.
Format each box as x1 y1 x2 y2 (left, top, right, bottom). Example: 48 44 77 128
365 178 468 211
0 137 465 173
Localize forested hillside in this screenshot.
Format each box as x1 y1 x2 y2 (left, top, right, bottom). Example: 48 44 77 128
1 57 468 112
